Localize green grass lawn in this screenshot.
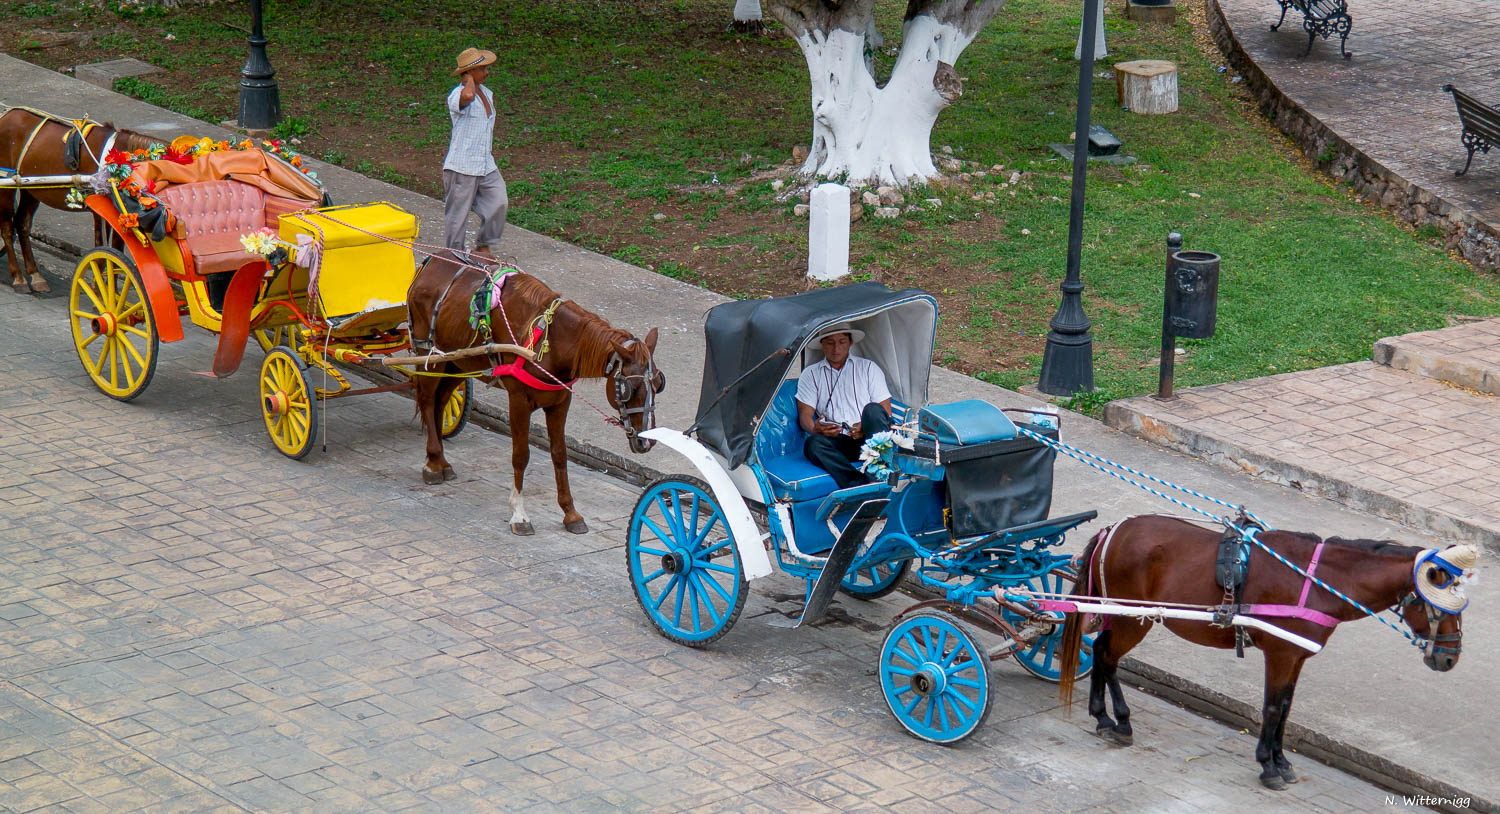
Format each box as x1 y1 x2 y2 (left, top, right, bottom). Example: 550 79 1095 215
4 0 1495 409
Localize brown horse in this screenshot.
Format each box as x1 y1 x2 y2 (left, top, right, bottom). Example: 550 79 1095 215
407 250 664 535
1057 514 1472 790
0 108 161 293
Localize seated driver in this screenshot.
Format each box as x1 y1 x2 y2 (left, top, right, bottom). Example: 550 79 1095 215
795 324 893 490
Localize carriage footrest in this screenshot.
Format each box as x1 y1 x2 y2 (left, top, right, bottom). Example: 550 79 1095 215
814 481 892 521
768 497 888 629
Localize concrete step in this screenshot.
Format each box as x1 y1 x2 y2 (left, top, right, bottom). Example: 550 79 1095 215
1373 317 1500 395
1104 361 1500 553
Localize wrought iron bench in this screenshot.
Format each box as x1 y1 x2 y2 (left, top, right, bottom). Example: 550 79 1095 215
1444 85 1499 177
1271 0 1351 59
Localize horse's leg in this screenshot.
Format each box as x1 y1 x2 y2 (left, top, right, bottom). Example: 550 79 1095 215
1096 618 1151 746
1087 630 1117 736
414 375 450 485
542 400 587 534
432 375 461 482
0 193 25 293
507 388 536 536
1257 650 1308 789
15 193 48 295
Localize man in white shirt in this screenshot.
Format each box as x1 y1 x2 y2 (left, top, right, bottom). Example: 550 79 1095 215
443 47 507 259
795 324 893 490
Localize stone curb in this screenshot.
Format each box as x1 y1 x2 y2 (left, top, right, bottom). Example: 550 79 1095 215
24 219 1487 814
1102 399 1500 553
1206 0 1500 271
1373 336 1500 396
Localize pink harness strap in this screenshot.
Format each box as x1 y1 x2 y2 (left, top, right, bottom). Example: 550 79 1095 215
484 273 576 392
1244 541 1342 628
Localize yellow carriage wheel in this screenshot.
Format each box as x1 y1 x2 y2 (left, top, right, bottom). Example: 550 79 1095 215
253 324 293 353
259 346 320 460
69 247 159 402
441 378 473 439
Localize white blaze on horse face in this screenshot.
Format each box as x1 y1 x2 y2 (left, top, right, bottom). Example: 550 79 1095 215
508 486 530 525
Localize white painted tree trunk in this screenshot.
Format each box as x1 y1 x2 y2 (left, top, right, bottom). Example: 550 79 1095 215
787 14 979 186
1074 1 1107 60
733 0 762 24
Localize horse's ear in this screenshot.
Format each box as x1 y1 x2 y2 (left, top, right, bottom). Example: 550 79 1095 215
644 327 659 352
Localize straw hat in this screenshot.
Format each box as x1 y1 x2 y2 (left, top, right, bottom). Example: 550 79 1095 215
812 323 865 344
453 47 497 75
1414 545 1479 614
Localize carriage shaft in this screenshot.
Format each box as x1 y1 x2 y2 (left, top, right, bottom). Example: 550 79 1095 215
0 174 93 188
1050 599 1323 653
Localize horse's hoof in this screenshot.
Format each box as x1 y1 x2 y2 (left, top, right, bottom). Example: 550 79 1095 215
1278 766 1299 784
422 468 446 485
1259 773 1287 791
564 519 589 535
442 465 456 481
510 522 535 536
1095 725 1132 747
28 276 49 295
11 281 30 295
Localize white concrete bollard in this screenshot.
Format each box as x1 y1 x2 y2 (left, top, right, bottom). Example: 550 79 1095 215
808 182 850 282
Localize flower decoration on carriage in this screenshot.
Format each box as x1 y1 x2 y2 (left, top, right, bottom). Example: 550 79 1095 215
239 228 292 267
858 431 899 481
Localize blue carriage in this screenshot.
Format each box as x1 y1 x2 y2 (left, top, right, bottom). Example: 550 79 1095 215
630 283 1097 743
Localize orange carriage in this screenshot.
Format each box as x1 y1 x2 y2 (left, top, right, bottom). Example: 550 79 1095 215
69 135 473 458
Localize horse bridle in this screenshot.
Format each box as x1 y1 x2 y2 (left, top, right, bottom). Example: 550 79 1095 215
605 338 662 436
1398 592 1462 656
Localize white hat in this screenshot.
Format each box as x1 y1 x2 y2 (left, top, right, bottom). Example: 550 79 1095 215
812 323 864 344
1414 545 1479 614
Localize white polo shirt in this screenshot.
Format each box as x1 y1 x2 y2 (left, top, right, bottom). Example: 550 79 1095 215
795 355 891 429
443 84 498 177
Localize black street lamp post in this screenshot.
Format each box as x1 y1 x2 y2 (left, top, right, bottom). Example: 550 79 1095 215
236 0 281 131
1038 0 1101 396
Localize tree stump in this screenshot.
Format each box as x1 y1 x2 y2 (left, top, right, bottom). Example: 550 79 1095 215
1115 59 1178 115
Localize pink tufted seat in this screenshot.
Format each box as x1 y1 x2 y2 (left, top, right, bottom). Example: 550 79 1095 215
155 180 315 275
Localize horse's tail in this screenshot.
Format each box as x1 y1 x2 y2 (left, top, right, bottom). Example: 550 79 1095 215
1059 525 1108 710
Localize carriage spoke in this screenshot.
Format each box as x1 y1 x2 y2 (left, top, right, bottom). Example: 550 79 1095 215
639 567 665 584
937 697 953 731
671 574 688 627
687 579 701 632
696 561 738 576
105 340 119 387
634 545 669 559
921 627 935 660
692 576 725 626
119 323 150 339
921 698 936 729
80 274 108 315
690 515 721 550
947 658 978 676
697 570 733 604
901 693 922 715
893 639 921 666
884 665 916 678
934 629 951 665
654 496 684 543
687 492 700 542
696 530 731 556
118 300 144 321
947 691 977 715
949 676 985 690
639 517 673 547
652 574 680 610
668 491 687 544
120 335 147 370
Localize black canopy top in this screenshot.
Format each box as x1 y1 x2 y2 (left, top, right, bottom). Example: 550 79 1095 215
693 283 937 468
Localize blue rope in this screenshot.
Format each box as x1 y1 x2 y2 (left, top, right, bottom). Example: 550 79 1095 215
1016 426 1424 645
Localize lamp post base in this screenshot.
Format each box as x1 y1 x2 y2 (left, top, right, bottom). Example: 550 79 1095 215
1038 331 1095 396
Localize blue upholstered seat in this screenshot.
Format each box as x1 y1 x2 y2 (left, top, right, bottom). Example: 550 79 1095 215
756 381 840 502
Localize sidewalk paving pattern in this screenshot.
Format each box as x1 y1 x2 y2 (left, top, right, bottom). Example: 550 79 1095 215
2 51 1494 810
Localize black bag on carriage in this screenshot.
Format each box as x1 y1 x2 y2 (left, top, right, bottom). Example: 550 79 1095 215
918 401 1058 539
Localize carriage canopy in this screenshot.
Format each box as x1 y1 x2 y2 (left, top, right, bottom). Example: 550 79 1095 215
694 282 937 468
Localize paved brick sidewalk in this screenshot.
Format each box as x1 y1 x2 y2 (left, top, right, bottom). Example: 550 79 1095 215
1107 322 1500 550
0 259 1422 811
1213 0 1500 266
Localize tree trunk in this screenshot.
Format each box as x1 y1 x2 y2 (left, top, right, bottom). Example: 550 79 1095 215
767 0 1006 188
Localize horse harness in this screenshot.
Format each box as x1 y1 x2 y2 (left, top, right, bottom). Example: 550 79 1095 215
418 260 576 390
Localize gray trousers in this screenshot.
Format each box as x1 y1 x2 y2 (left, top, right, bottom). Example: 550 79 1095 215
442 169 508 252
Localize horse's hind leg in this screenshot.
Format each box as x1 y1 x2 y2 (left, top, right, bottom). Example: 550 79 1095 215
0 193 25 293
1257 651 1307 789
1095 619 1150 746
414 374 453 485
542 400 587 534
1087 630 1118 736
15 193 48 295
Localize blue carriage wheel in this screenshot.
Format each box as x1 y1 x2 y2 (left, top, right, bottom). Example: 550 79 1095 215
1004 568 1095 682
840 557 913 600
626 476 746 647
879 611 992 743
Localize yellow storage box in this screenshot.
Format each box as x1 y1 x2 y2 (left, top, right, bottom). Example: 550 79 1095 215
278 202 420 320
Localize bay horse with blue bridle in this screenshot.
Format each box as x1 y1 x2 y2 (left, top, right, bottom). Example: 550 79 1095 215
1057 514 1475 790
406 250 664 536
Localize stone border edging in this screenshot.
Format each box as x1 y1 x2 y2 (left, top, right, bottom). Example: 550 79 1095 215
1373 336 1500 396
1205 0 1500 271
22 229 1485 812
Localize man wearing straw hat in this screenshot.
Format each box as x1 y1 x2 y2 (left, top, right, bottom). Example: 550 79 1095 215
442 47 507 260
795 323 893 489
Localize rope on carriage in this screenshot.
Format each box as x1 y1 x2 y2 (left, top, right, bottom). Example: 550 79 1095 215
282 209 626 428
1015 426 1427 646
